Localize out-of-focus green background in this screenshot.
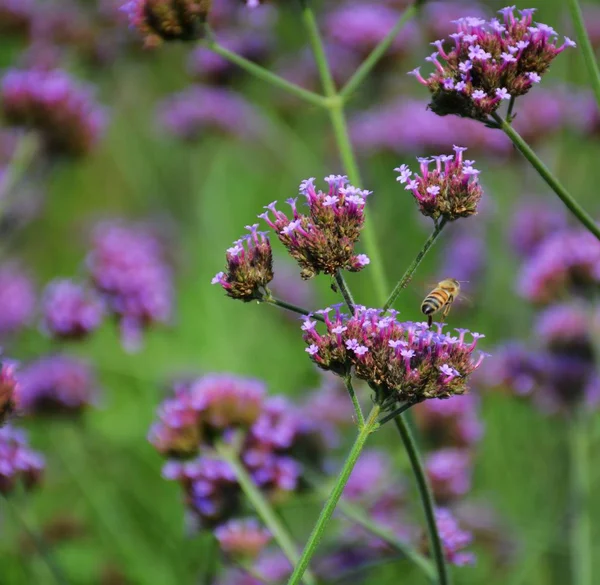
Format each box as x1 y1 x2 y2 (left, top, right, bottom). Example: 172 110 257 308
2 0 600 583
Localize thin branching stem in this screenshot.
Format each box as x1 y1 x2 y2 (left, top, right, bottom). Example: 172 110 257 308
491 112 600 240
263 295 325 322
218 447 316 585
393 415 450 585
378 402 414 426
340 4 417 100
567 0 600 109
334 270 356 314
343 375 365 427
286 405 381 585
383 220 447 312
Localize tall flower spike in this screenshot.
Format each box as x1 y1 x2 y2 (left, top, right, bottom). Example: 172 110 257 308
301 306 487 404
411 7 576 121
121 0 212 48
260 176 371 279
395 148 483 222
212 224 273 302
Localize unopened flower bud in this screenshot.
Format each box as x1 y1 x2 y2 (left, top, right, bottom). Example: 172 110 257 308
212 224 273 302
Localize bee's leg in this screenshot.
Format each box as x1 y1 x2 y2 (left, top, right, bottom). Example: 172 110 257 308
427 314 433 327
441 300 453 322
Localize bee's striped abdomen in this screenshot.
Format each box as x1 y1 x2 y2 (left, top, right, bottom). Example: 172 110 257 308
421 290 450 316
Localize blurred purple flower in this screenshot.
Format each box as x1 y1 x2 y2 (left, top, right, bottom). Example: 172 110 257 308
434 508 475 566
0 263 35 335
344 449 392 503
535 303 591 351
0 0 35 34
0 68 107 157
158 85 264 142
41 279 104 340
215 518 271 560
508 197 568 258
0 360 19 425
426 448 472 502
87 220 173 351
17 355 100 416
0 425 44 495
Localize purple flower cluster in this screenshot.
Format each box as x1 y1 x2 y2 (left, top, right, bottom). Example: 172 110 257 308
158 85 264 142
395 146 483 222
516 227 600 304
426 448 472 502
302 306 486 403
150 373 339 527
260 176 371 279
0 263 35 335
121 0 211 47
434 508 475 565
411 7 576 120
0 0 34 34
41 279 104 340
0 425 44 495
215 518 272 561
17 355 100 416
87 220 173 351
212 224 273 302
0 68 107 157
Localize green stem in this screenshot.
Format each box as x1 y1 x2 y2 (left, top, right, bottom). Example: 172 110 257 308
393 415 449 585
0 132 39 202
383 220 447 312
378 402 414 426
567 0 600 109
299 0 389 304
201 41 327 109
218 448 316 585
568 412 592 585
1 494 69 585
334 270 356 314
263 295 325 322
340 4 417 100
335 499 435 580
343 375 365 428
491 113 600 240
286 405 381 585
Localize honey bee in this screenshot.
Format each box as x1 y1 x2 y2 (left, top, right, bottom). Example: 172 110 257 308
421 278 461 327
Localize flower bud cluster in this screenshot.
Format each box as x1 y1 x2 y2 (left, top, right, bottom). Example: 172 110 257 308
411 7 576 121
149 373 340 528
212 224 273 301
302 305 486 403
260 175 371 279
0 69 107 157
121 0 212 48
0 425 44 495
395 146 483 222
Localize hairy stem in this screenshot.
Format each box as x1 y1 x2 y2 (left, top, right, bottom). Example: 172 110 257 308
340 4 417 100
343 375 365 427
567 0 600 109
568 411 592 585
202 41 327 109
263 295 325 322
492 113 600 240
334 270 356 314
393 415 449 585
286 405 381 585
383 220 447 312
218 448 316 585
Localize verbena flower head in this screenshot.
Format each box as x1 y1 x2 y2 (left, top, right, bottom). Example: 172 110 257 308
149 373 265 457
120 0 211 48
302 306 486 404
0 69 107 157
162 457 240 528
535 302 591 353
215 518 272 561
395 147 483 222
413 394 483 448
212 224 273 302
17 355 100 416
516 227 600 303
0 425 44 495
0 263 35 335
411 7 576 121
41 279 104 340
434 508 475 566
0 361 19 425
260 176 371 279
426 448 472 502
87 220 173 351
159 85 264 141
